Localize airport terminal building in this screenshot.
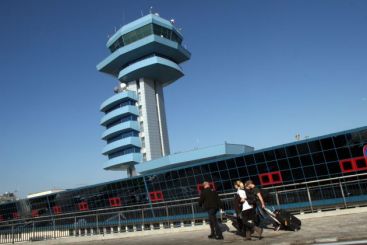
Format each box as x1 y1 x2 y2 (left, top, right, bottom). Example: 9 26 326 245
0 13 367 243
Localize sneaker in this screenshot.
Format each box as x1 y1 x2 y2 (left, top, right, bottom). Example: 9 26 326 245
208 234 215 239
274 225 281 231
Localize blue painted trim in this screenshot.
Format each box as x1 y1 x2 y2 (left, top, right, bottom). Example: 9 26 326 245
104 153 142 170
101 121 140 140
118 56 183 85
100 106 139 126
97 35 190 75
102 136 141 155
100 91 138 112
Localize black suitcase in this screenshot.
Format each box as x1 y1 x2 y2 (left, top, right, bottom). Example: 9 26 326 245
274 209 301 231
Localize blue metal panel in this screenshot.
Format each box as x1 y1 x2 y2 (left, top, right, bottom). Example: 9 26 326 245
97 35 190 76
104 153 142 170
136 143 253 174
106 14 183 48
101 121 140 140
118 56 183 85
100 105 139 126
100 91 138 112
102 136 141 155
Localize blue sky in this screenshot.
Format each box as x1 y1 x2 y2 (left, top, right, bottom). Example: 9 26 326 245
0 0 366 198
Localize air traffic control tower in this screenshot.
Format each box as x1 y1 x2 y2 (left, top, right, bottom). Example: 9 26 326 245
97 14 191 176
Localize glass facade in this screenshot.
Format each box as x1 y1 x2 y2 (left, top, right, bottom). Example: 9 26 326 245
1 127 366 220
109 23 183 53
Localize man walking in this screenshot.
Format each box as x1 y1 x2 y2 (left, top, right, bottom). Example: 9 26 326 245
198 181 224 240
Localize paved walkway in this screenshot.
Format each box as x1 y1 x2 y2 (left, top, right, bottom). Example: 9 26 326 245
33 207 367 245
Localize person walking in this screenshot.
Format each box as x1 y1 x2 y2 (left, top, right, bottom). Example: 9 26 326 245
198 181 224 240
243 181 263 240
246 180 281 231
233 181 245 235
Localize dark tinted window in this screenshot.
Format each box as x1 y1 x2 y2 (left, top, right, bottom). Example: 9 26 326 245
229 169 239 179
281 170 293 182
309 140 322 153
324 150 338 162
360 130 367 142
267 161 278 172
303 166 317 179
264 150 276 161
350 145 363 157
312 152 325 164
296 143 310 155
209 163 218 172
286 145 298 157
237 167 248 177
300 155 313 166
315 164 329 176
336 147 351 160
257 163 268 173
321 138 334 150
292 168 305 180
254 153 265 163
226 159 236 169
248 165 257 176
235 156 245 167
327 162 341 175
275 148 287 159
217 161 227 171
278 159 290 170
289 157 301 168
333 134 347 148
244 155 255 165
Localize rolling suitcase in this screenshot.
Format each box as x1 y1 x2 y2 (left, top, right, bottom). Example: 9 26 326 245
274 209 301 231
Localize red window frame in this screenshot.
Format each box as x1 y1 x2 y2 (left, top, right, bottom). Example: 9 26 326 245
109 197 121 207
31 210 39 218
12 212 19 219
78 201 89 211
53 205 62 214
149 191 164 202
340 156 367 173
0 215 4 222
196 182 216 194
259 171 283 186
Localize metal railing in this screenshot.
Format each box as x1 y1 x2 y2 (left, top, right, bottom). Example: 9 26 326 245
1 173 367 244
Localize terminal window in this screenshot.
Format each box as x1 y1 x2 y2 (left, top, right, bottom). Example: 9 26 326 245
53 206 62 214
259 171 283 186
109 197 121 207
149 191 164 202
31 210 39 217
78 202 89 211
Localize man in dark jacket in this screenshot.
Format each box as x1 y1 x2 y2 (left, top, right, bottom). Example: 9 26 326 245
198 181 223 240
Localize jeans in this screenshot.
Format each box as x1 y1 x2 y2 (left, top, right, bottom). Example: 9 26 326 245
208 209 222 236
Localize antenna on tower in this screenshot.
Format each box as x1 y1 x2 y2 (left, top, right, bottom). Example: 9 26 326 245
140 10 144 17
149 6 153 14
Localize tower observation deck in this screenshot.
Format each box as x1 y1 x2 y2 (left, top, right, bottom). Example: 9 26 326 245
97 13 191 176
